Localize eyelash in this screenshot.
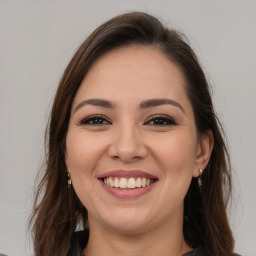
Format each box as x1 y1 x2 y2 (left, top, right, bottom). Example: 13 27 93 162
77 114 111 126
77 114 177 126
144 115 177 126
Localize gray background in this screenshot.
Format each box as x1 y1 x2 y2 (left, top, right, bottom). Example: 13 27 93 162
0 1 255 255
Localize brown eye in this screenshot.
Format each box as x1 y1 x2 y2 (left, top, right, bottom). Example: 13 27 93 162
144 115 177 126
78 115 112 126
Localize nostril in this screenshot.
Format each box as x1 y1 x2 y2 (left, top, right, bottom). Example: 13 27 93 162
107 134 148 162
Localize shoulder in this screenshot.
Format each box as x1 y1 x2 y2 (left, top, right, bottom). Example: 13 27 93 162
183 247 209 256
67 229 89 256
183 247 242 256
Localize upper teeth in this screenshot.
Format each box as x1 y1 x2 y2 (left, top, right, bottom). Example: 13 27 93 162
103 177 153 189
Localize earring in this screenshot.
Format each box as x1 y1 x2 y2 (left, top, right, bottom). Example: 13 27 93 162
198 169 203 192
67 173 72 188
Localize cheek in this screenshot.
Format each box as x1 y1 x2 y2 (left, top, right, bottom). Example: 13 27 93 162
66 131 106 181
65 132 104 207
153 132 197 171
151 132 197 196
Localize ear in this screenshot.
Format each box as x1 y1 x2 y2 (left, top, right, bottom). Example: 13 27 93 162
193 130 214 177
65 151 69 172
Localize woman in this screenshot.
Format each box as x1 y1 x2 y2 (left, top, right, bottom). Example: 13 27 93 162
30 12 237 256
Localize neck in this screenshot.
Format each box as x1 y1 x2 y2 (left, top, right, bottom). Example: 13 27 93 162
84 214 192 256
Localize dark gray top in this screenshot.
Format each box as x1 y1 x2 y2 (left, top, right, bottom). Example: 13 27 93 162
68 229 209 256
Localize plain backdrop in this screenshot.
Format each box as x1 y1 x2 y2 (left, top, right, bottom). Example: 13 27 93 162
0 1 255 255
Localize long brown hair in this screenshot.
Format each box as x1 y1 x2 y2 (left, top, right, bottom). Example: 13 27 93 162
30 12 235 255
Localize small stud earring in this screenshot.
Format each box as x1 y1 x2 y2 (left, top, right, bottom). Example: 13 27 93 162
198 169 203 192
67 173 72 188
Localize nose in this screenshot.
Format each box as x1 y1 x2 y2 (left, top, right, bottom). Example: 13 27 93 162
107 125 148 163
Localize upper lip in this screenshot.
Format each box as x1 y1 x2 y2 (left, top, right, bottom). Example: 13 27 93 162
97 170 158 180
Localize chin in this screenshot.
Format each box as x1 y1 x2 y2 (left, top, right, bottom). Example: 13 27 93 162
96 208 152 234
106 220 150 235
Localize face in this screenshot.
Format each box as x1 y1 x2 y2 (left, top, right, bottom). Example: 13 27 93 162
65 46 210 234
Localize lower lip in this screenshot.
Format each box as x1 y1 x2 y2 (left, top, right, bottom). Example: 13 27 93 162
99 179 156 199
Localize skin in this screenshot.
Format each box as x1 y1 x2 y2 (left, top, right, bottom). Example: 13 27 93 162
65 46 213 256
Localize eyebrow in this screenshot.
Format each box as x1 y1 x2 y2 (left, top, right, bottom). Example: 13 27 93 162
73 98 184 113
74 99 115 113
140 99 184 112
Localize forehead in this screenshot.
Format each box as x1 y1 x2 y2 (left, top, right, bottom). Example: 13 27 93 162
72 46 190 109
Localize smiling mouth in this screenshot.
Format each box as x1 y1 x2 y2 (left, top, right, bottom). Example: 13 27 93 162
102 177 156 189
